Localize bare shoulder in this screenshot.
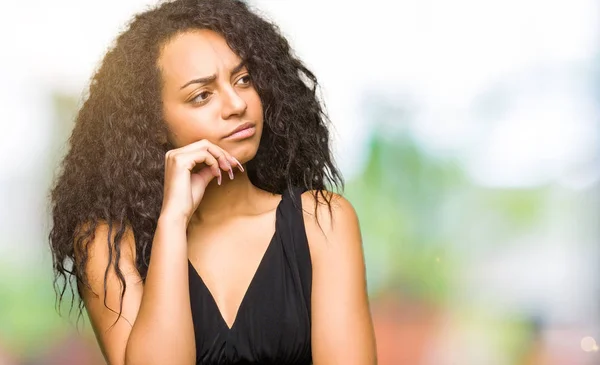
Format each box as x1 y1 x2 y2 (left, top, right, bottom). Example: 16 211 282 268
75 221 137 262
75 221 139 294
299 190 361 256
75 221 143 364
300 190 377 363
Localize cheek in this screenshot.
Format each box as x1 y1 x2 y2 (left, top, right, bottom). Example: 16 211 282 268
246 97 264 134
164 105 220 147
250 92 264 118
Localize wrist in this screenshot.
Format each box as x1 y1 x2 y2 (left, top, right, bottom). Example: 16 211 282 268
157 212 189 229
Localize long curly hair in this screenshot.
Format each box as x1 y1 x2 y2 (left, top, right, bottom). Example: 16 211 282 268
48 0 343 326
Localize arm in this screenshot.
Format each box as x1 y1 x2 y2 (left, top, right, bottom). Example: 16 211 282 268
78 216 195 365
301 191 377 365
79 139 240 365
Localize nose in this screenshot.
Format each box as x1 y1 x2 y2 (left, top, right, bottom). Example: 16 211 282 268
221 85 247 120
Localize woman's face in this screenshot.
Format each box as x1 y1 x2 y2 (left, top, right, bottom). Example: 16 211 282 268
158 29 264 163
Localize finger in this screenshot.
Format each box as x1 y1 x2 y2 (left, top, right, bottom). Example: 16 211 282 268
229 155 244 172
220 148 244 172
174 139 242 176
192 167 216 191
206 145 244 174
179 140 233 174
205 145 236 180
186 150 222 185
176 138 210 153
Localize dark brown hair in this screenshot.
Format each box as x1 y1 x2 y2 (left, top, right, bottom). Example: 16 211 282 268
49 0 343 326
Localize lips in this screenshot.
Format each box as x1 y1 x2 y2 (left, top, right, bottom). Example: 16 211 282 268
225 122 255 138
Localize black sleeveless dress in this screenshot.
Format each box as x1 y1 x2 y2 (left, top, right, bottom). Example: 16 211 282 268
187 186 312 365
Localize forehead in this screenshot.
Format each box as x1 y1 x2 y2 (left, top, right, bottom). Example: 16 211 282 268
158 29 241 86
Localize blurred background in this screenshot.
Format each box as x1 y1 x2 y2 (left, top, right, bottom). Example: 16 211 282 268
0 0 599 364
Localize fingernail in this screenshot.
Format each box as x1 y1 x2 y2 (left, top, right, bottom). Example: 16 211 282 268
228 168 234 180
218 171 222 185
233 158 244 172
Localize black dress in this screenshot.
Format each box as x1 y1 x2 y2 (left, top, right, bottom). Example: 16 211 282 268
188 186 312 365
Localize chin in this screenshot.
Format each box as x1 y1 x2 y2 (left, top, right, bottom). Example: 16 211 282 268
226 139 260 165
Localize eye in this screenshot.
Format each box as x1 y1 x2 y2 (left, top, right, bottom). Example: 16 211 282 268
190 91 212 104
236 74 252 86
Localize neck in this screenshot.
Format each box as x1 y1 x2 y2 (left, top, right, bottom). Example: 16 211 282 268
189 168 267 225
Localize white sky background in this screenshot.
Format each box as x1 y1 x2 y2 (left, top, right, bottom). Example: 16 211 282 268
0 0 598 185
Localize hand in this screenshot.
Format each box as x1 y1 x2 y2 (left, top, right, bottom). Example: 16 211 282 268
159 139 243 225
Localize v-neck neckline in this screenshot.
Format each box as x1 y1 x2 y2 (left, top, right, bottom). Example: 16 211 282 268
187 194 284 331
188 231 277 331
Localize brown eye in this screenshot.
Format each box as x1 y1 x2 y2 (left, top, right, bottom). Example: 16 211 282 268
191 91 211 104
236 75 251 86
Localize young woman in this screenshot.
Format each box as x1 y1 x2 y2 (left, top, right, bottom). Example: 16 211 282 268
48 0 377 364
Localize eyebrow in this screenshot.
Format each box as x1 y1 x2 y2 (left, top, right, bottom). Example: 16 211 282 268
179 60 247 90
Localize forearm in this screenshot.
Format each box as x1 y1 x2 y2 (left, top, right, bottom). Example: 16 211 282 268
125 215 195 365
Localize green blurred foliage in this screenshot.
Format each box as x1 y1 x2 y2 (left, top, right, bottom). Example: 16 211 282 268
346 133 464 302
0 262 71 357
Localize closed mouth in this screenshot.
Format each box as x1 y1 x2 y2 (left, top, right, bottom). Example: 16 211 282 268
225 122 255 138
